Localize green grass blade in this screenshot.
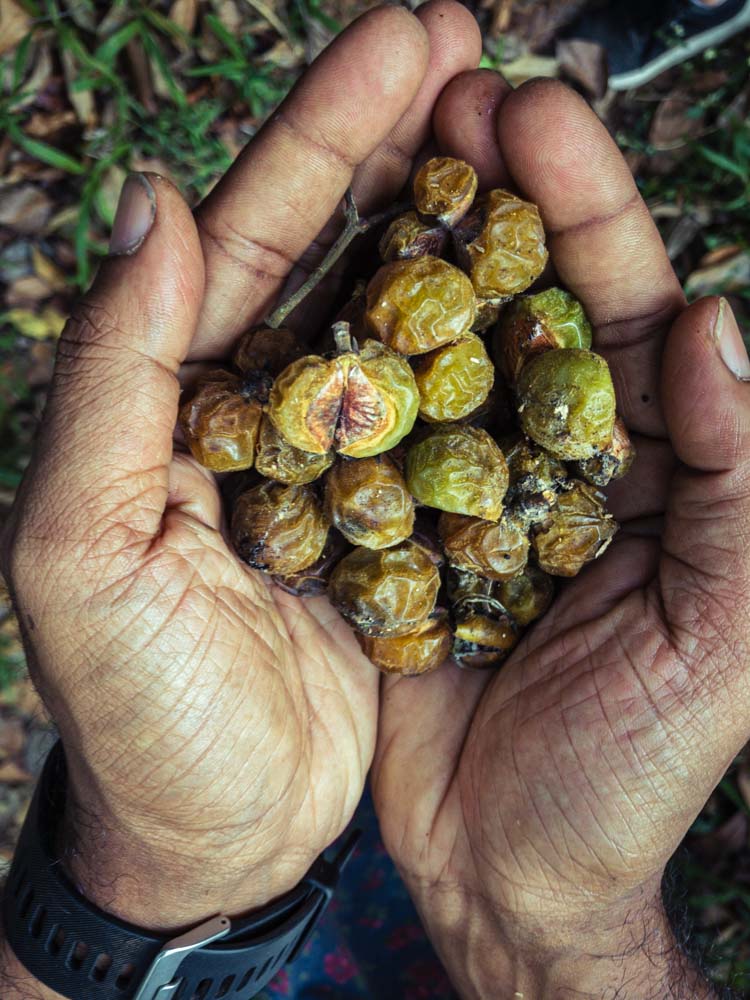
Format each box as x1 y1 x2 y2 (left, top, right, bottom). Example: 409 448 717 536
7 122 86 174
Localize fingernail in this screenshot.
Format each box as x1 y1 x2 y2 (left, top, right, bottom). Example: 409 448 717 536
109 174 156 256
714 297 750 382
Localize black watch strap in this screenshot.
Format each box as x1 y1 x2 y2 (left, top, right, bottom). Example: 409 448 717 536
2 742 359 1000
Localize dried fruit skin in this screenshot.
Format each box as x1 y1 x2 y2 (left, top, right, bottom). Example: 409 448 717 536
272 531 349 596
454 189 548 301
439 512 529 582
357 613 452 675
413 333 495 423
576 416 635 487
532 480 617 577
497 564 555 627
503 434 569 527
452 610 519 669
179 370 266 472
413 156 478 228
325 455 415 549
517 349 616 461
405 424 509 521
496 288 593 382
255 415 334 485
365 256 477 355
232 326 304 376
266 338 419 458
231 481 329 576
329 540 440 637
379 212 447 262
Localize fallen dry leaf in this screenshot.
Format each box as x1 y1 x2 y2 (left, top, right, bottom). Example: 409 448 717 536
0 0 31 58
557 38 608 99
10 43 53 114
61 49 96 126
648 94 706 175
699 244 744 268
31 246 68 292
508 0 593 52
6 276 52 306
3 306 67 340
685 251 750 300
0 761 32 784
501 53 558 87
0 185 53 233
170 0 198 37
24 110 78 140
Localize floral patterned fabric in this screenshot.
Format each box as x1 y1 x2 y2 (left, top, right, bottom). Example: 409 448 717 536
257 785 457 999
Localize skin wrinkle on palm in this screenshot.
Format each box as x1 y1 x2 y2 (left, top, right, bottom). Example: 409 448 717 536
0 2 748 998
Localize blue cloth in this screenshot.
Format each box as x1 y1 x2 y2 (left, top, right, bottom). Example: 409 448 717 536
258 785 456 999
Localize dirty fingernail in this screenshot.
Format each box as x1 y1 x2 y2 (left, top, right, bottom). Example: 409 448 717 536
109 174 156 256
715 297 750 382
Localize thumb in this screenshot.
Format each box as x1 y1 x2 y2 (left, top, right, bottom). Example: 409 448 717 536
19 174 205 548
660 296 750 728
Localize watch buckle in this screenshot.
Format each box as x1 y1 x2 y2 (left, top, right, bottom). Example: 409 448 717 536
131 914 232 1000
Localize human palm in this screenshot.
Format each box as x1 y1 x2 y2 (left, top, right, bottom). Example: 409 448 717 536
2 1 486 926
372 68 750 971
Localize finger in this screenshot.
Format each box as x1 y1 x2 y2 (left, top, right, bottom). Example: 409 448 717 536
496 79 686 438
192 5 430 359
352 0 482 213
277 0 482 336
434 69 512 190
372 665 491 856
604 436 676 523
659 297 750 743
17 174 204 546
167 453 222 531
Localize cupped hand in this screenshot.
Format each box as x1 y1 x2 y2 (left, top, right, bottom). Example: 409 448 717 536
372 75 750 996
0 1 483 930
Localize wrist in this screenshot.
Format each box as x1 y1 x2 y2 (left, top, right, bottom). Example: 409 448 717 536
404 877 716 1000
60 748 313 932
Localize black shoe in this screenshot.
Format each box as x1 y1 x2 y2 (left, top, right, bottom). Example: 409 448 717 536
564 0 750 90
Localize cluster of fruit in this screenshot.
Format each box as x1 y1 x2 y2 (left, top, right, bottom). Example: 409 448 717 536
179 157 634 676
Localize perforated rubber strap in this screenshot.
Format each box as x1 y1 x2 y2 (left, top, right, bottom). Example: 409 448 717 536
2 742 359 1000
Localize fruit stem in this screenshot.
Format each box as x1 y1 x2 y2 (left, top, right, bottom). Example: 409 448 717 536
265 188 409 330
332 321 356 356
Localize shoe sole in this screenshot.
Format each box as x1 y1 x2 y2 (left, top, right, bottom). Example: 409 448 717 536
609 0 750 90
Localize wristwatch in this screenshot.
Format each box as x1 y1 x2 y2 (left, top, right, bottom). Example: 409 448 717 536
2 741 359 1000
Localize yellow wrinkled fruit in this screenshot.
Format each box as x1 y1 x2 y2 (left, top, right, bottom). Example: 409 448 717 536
365 256 477 355
413 334 495 423
405 425 509 521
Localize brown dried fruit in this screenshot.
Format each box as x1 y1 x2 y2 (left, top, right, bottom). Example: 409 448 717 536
365 256 477 355
266 327 419 458
496 564 555 627
405 424 509 521
356 612 452 675
324 455 415 549
576 416 636 487
439 511 529 581
503 434 569 526
329 540 440 637
255 415 334 485
272 531 349 597
179 369 270 472
452 609 519 669
517 349 616 461
232 326 305 376
453 189 548 301
231 481 329 576
379 211 447 262
412 333 495 424
495 287 593 382
413 156 478 228
532 481 617 577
